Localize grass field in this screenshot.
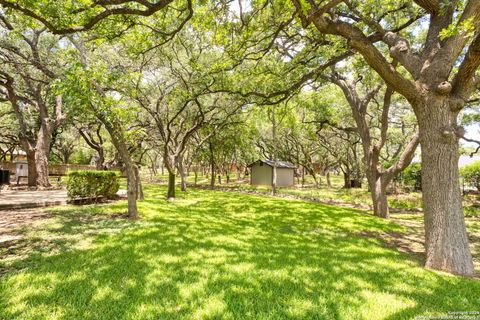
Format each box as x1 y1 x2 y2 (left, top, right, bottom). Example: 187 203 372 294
1 185 480 319
160 172 479 216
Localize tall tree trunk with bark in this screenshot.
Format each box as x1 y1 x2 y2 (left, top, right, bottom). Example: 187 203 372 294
164 154 176 200
209 142 215 189
418 97 474 276
343 170 351 189
177 157 187 192
271 106 277 195
367 174 390 218
125 161 139 217
104 123 138 218
96 148 105 170
167 169 176 200
24 145 37 187
34 124 52 189
134 165 144 200
294 0 480 275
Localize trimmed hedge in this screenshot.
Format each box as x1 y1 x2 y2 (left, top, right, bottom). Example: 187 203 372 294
402 163 422 191
67 170 120 199
461 161 480 191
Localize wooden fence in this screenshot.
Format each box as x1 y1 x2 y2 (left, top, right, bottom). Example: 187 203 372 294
0 162 124 177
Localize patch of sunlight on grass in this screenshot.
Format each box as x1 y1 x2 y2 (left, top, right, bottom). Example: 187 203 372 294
178 278 208 301
286 297 315 318
225 262 255 274
192 293 227 320
92 286 123 302
1 184 480 320
359 290 416 319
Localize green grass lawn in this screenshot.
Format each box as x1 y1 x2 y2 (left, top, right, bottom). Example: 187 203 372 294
1 185 480 319
172 172 479 216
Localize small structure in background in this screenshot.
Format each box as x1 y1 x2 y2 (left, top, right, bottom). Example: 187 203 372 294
248 160 296 187
0 148 27 162
15 161 28 184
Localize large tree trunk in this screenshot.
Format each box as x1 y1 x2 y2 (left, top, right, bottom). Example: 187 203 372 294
125 162 139 218
365 159 390 218
209 142 215 189
368 175 390 218
178 161 187 192
122 162 138 218
417 98 474 276
310 170 320 188
104 124 138 219
134 165 144 200
210 162 215 189
343 170 351 189
167 170 175 200
34 127 52 189
272 163 277 194
301 167 305 187
96 148 105 170
25 148 37 187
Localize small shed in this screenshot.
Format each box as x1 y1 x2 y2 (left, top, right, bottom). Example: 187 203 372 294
248 160 296 187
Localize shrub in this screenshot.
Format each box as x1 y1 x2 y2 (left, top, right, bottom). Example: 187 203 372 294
461 161 480 191
402 163 422 191
67 170 119 199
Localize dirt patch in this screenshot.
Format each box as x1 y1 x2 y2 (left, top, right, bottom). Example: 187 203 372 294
357 229 425 259
0 208 52 237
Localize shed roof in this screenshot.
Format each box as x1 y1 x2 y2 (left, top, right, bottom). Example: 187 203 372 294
248 159 296 169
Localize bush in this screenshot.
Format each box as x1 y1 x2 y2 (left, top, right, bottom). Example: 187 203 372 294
402 163 422 191
461 161 480 191
67 170 119 199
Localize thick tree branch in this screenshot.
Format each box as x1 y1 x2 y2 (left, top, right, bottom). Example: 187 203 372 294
452 32 480 101
413 0 439 14
386 132 420 178
0 0 176 35
307 11 419 103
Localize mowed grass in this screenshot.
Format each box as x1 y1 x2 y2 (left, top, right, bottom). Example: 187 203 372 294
1 185 480 320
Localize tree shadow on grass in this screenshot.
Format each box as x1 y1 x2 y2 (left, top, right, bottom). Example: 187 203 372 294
1 185 480 319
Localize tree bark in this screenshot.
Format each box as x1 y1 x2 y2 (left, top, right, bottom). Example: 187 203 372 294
209 142 215 189
34 126 52 189
301 167 305 187
134 165 144 200
326 171 331 188
180 169 187 191
96 148 105 170
369 175 390 218
343 171 351 189
167 170 175 199
125 162 139 217
271 105 277 195
177 159 187 192
104 124 138 219
25 147 37 187
419 98 474 276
